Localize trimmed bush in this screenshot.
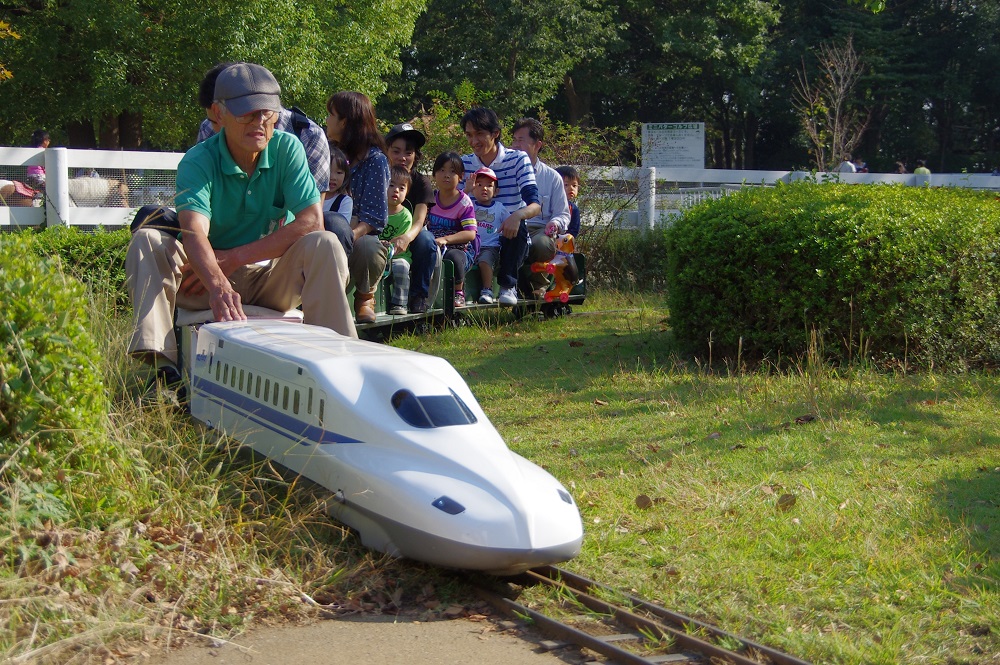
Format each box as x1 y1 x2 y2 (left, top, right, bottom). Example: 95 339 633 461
0 233 141 523
27 226 131 310
666 183 1000 366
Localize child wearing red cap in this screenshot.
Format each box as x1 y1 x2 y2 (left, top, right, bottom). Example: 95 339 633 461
469 167 510 304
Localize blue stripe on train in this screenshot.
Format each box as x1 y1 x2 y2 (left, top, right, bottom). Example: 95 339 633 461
192 376 362 444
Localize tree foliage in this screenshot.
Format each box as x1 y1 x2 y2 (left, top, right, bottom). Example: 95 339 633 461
0 0 425 149
378 0 617 120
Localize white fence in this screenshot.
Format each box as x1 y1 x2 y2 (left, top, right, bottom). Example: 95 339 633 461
586 166 1000 229
0 146 182 229
4 147 1000 230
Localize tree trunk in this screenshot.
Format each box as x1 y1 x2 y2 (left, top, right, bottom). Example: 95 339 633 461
65 120 97 149
121 110 143 150
744 112 758 169
563 73 591 126
99 113 120 149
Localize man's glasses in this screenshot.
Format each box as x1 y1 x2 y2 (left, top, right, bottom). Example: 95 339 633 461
221 103 277 124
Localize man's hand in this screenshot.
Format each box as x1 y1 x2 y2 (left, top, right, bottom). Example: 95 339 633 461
209 286 247 322
500 212 522 239
545 221 559 237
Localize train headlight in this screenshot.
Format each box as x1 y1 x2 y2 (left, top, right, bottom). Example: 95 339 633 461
431 496 466 515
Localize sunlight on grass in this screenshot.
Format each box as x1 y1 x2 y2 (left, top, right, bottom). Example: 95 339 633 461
2 285 997 664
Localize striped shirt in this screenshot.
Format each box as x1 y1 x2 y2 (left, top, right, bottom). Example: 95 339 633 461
462 143 538 211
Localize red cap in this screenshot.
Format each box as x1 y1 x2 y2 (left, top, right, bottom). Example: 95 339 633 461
473 167 498 182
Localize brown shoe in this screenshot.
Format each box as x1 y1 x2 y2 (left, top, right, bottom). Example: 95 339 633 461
354 291 376 323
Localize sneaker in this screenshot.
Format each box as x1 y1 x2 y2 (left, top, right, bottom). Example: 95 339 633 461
478 289 494 305
454 290 466 308
498 287 518 306
388 304 407 315
409 297 428 314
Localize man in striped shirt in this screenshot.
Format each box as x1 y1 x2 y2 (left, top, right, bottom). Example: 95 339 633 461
460 107 539 305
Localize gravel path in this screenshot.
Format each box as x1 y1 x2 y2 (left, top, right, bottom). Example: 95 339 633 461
149 615 572 664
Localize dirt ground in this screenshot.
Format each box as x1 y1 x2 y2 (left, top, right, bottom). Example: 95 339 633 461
148 615 577 665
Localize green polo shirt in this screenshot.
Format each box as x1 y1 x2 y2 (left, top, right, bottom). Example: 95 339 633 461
175 129 320 250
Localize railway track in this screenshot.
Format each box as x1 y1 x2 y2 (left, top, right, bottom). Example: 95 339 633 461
473 565 812 665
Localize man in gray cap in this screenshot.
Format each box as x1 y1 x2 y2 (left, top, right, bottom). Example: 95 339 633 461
126 62 355 394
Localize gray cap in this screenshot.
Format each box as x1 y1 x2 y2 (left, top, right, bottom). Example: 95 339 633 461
214 63 281 116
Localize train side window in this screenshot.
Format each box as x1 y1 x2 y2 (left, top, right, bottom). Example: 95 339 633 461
255 376 261 398
282 386 289 411
391 389 478 428
273 382 280 406
230 366 237 388
307 387 313 415
293 390 300 415
264 379 270 402
318 399 325 426
239 369 245 392
216 361 221 381
223 364 229 385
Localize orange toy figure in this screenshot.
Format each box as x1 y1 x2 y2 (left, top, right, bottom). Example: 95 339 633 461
530 234 579 303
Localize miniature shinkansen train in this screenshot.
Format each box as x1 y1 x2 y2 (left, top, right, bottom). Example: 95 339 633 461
181 317 583 574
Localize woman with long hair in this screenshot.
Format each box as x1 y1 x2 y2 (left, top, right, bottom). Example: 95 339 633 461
326 91 390 324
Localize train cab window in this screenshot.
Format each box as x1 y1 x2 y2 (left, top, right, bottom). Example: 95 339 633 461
282 386 289 411
391 389 477 428
293 390 300 415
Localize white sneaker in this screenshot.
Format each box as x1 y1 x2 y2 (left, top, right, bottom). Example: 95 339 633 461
388 304 407 315
478 289 494 304
498 287 518 306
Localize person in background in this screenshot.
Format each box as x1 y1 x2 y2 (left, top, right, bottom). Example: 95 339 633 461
126 63 355 398
836 155 857 173
382 165 414 315
426 152 477 309
894 161 908 174
556 165 582 239
469 167 509 304
326 91 391 324
458 107 535 306
323 146 353 252
510 117 570 299
384 123 438 314
25 129 49 190
913 159 931 174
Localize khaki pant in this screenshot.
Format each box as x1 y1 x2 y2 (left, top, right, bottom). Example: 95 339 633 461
348 234 390 296
126 228 357 365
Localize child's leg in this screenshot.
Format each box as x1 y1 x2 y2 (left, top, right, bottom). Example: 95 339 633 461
479 260 494 290
390 258 410 307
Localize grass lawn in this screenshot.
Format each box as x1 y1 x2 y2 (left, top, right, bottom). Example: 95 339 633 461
2 289 997 664
394 291 999 665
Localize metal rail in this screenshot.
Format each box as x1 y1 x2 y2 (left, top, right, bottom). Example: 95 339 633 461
474 566 813 665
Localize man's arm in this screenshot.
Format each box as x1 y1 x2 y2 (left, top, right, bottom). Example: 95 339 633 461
179 204 323 319
545 171 571 235
499 184 541 239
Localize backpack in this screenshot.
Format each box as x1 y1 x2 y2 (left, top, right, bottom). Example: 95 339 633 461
287 106 314 137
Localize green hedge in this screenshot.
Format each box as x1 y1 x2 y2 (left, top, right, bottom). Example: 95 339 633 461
26 227 131 310
666 183 1000 366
